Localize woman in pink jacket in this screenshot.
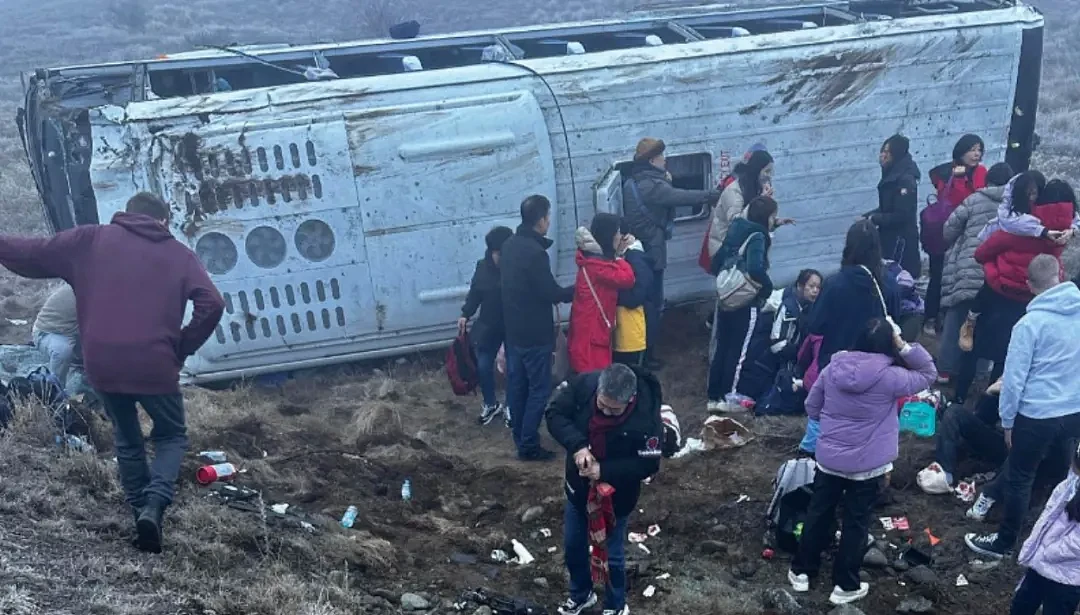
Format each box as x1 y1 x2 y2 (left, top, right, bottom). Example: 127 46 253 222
1009 442 1080 615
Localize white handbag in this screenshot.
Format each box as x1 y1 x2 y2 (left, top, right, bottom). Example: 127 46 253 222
715 233 764 311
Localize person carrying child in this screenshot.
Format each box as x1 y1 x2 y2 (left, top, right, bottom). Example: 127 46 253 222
1009 442 1080 615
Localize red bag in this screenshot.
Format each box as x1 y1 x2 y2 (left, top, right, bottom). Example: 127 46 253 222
446 332 479 396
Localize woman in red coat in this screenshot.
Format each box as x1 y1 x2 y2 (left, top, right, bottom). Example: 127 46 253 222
924 134 987 335
568 213 636 374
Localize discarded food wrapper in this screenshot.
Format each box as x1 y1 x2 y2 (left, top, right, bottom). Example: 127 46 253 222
491 550 511 563
301 521 315 533
6 319 28 326
539 528 552 539
956 574 969 587
628 532 648 544
879 516 909 531
547 546 557 554
637 544 651 554
735 494 750 504
647 525 661 537
673 438 706 459
955 481 977 503
511 539 535 565
196 463 237 485
700 416 754 451
655 573 671 580
270 503 289 515
643 585 656 598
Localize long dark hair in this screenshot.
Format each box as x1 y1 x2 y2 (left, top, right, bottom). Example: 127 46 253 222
1038 179 1078 215
589 213 622 259
737 150 774 201
851 318 900 362
842 220 884 283
1068 441 1080 522
1010 171 1045 216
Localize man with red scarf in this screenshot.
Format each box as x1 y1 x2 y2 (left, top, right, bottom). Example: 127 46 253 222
546 363 678 615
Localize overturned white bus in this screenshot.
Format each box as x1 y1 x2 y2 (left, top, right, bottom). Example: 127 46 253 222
16 0 1043 383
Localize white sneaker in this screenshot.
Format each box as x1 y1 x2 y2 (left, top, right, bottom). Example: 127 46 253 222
788 570 809 593
917 463 953 495
602 607 629 615
829 583 869 605
558 592 598 615
966 493 996 522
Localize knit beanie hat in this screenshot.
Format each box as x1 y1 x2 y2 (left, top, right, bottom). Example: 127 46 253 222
634 138 665 162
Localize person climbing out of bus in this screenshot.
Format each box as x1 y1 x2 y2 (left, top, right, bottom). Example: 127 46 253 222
546 362 674 615
789 318 936 606
865 134 921 278
501 195 576 462
623 138 721 370
31 283 80 390
706 196 778 412
613 219 654 368
0 192 225 554
568 213 636 375
937 161 1014 385
923 134 987 337
459 225 514 426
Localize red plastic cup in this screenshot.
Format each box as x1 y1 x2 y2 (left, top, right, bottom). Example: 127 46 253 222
196 463 237 485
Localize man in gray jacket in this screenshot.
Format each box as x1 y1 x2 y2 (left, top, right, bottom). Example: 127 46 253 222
623 138 719 367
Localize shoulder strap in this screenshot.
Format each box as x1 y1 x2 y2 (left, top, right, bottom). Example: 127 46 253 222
582 269 613 331
629 179 667 230
859 265 890 317
738 232 764 257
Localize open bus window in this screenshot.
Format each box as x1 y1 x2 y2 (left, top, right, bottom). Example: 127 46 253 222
615 152 713 222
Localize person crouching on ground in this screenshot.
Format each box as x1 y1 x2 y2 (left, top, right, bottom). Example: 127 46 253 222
547 363 676 615
0 192 225 554
1010 441 1080 615
789 319 936 606
459 225 514 426
613 220 653 368
568 213 636 375
31 283 79 390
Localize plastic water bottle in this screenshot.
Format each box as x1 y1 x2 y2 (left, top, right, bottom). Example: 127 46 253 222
401 479 412 501
340 505 358 529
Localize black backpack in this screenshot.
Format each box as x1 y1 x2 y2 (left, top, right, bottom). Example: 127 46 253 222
765 458 817 553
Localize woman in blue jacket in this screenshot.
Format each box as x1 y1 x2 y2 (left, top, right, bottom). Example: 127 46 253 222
707 196 778 412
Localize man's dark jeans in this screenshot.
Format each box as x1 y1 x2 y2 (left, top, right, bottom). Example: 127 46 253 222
792 471 882 591
997 412 1080 548
1011 569 1080 615
506 343 553 455
936 398 1008 479
564 501 629 611
101 393 188 510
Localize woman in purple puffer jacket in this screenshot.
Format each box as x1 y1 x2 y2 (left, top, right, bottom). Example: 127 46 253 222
787 318 937 607
1009 443 1080 615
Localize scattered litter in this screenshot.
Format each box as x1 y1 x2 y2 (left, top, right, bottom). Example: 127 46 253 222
701 416 754 450
643 585 656 598
196 463 237 485
970 559 1000 572
539 528 552 539
955 481 977 503
924 528 942 546
879 516 910 531
511 539 534 565
55 434 93 453
270 503 290 515
643 477 652 485
735 494 750 504
628 532 648 544
673 438 706 458
637 544 651 554
6 319 27 326
956 574 969 587
647 524 661 537
199 450 228 463
655 573 671 580
401 479 412 501
301 521 315 533
340 505 358 528
547 546 557 554
761 548 775 560
491 550 511 563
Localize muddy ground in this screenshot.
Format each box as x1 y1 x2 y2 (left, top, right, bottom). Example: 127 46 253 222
0 302 1043 615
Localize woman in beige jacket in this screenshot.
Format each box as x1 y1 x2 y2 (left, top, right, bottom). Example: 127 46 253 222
708 149 775 264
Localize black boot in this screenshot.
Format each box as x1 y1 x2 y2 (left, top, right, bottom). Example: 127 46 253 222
136 498 165 554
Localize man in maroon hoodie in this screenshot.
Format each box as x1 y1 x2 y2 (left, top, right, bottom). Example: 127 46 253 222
0 192 224 553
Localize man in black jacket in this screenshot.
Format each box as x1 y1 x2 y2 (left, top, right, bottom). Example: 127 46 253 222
546 363 677 615
501 195 574 461
866 134 922 277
